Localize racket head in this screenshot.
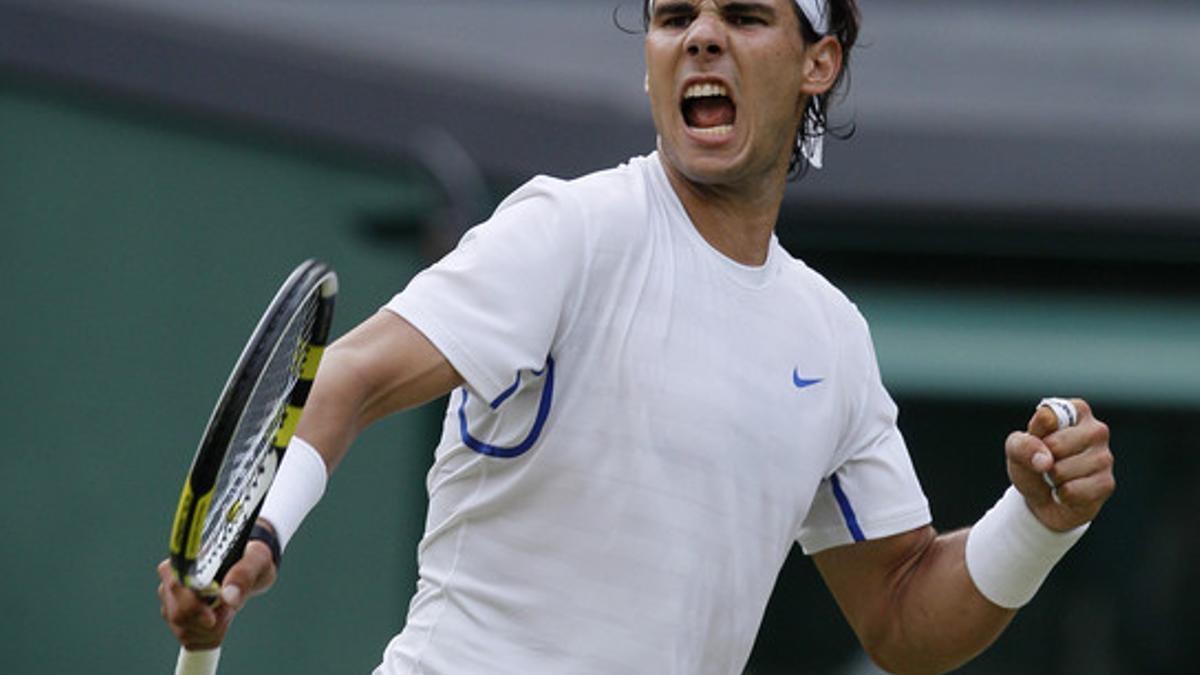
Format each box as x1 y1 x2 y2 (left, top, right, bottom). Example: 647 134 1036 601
168 259 337 593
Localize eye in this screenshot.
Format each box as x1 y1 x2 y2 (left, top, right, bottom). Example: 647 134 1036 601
658 13 694 29
727 13 766 27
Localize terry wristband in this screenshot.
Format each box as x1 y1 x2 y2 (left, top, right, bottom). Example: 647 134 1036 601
259 436 328 552
965 486 1089 609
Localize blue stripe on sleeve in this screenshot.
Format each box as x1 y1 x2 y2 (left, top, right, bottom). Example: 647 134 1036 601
830 473 866 543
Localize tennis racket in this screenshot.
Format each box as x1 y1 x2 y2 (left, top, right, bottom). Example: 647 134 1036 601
167 259 337 675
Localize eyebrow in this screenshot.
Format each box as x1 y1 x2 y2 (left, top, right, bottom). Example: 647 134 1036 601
721 2 777 18
652 1 694 19
651 1 778 21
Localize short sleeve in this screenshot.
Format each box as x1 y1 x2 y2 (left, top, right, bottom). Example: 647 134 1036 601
797 308 931 554
384 177 586 403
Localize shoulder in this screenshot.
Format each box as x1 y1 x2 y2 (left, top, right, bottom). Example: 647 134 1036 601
775 250 869 335
501 154 654 213
487 154 660 260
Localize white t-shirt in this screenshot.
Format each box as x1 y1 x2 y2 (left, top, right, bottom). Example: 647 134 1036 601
380 152 930 674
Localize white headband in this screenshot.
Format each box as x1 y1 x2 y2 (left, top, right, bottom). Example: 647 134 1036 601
650 0 829 33
796 0 830 35
795 0 831 169
649 0 832 169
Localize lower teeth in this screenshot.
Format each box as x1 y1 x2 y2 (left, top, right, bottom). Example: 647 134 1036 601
694 125 733 136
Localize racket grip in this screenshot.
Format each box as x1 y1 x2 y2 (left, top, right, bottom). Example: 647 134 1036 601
175 646 221 675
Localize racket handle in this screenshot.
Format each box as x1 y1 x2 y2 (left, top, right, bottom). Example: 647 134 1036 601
175 646 221 675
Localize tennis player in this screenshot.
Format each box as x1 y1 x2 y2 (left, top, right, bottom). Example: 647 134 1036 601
158 1 1115 672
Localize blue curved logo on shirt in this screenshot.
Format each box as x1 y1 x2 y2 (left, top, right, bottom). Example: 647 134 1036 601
459 356 555 458
792 368 823 389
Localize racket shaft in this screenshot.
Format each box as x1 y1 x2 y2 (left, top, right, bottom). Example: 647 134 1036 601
175 646 221 675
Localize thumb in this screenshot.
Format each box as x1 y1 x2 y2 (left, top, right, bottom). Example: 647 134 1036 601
1005 429 1053 491
220 583 243 609
219 544 274 611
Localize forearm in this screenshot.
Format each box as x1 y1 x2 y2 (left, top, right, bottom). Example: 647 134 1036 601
290 342 378 474
260 310 461 548
868 528 1014 674
294 310 463 473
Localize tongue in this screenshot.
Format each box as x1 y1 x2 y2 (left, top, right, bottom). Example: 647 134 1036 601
686 97 735 128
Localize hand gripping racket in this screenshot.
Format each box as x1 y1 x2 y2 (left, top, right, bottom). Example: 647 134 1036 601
167 260 337 675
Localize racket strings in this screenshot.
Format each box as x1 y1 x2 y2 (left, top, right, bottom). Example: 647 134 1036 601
192 290 322 586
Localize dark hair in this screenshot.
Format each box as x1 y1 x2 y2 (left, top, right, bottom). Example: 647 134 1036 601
636 0 861 178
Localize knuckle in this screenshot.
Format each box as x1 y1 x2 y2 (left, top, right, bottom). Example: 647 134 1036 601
1005 431 1033 457
1100 473 1117 494
1058 481 1089 506
1043 435 1064 457
1073 398 1092 418
1060 480 1080 502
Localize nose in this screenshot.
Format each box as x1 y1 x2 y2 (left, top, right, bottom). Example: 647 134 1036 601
685 13 726 58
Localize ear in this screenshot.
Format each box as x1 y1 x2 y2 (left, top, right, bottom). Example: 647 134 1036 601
799 36 843 97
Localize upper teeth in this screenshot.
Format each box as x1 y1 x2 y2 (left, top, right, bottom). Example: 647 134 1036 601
684 83 728 99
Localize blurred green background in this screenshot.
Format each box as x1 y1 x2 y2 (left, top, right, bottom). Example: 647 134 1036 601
1 77 439 673
3 1 1199 673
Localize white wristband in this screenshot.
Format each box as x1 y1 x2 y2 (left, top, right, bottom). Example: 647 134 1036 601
259 436 328 552
965 486 1089 609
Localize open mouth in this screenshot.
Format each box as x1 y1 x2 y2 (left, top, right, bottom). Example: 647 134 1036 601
681 82 736 136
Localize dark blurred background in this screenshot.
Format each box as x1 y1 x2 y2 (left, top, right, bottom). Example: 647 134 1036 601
2 1 1197 672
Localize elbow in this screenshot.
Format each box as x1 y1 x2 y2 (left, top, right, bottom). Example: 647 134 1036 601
857 625 974 675
858 632 912 675
861 647 955 675
868 634 979 672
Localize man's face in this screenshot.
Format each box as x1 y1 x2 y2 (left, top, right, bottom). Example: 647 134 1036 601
645 0 810 187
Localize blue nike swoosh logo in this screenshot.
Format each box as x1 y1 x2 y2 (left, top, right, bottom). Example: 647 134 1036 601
793 368 823 389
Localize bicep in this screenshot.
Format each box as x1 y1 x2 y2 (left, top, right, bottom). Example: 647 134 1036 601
327 309 463 426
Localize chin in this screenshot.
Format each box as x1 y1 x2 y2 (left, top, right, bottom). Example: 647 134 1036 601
663 142 755 187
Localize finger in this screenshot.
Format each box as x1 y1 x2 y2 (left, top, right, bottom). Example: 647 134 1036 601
1007 430 1054 474
1045 443 1115 487
157 558 180 586
1005 431 1056 506
159 570 219 631
1027 405 1061 439
171 596 217 631
178 623 226 651
177 586 242 650
1030 398 1088 503
1041 420 1110 465
1055 469 1117 509
1033 397 1081 434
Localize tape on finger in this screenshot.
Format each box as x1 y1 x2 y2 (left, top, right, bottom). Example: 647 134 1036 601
1037 397 1078 503
1039 397 1078 430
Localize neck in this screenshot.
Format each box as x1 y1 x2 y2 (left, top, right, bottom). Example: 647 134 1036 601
658 152 788 267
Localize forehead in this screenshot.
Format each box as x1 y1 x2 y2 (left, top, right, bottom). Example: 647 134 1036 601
647 0 805 35
650 0 795 8
648 0 802 25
